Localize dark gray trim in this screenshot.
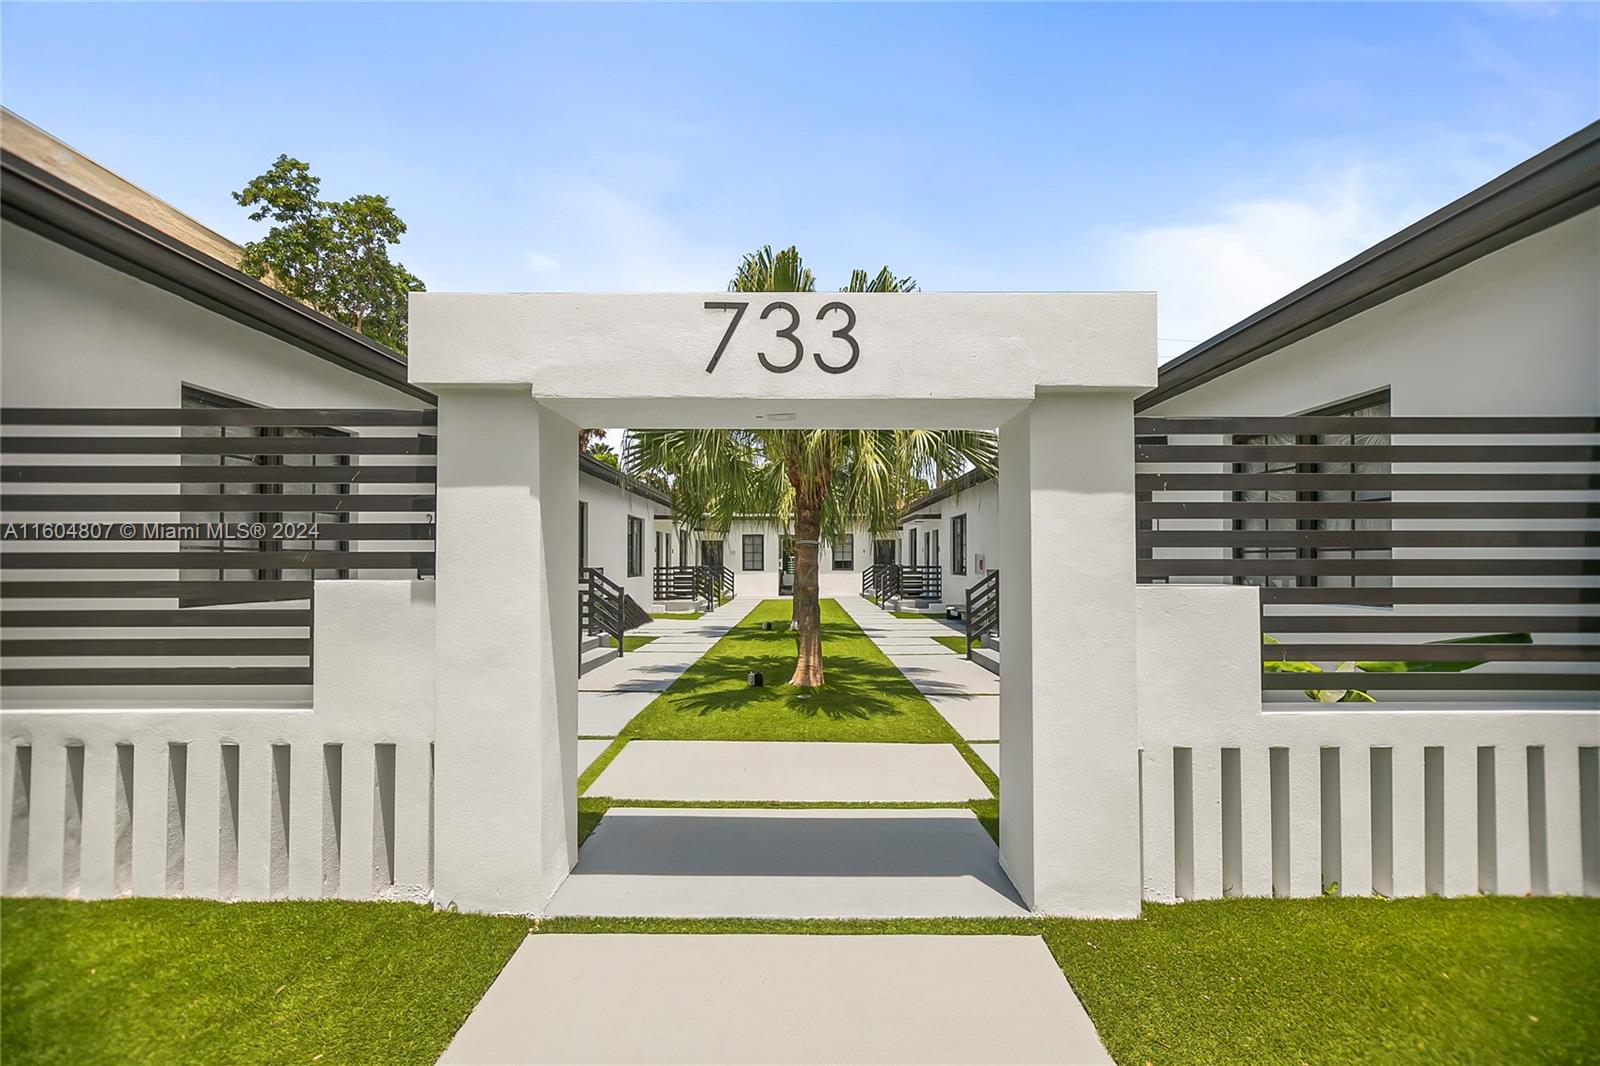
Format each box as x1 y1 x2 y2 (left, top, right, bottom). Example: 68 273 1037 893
897 467 993 521
579 452 673 507
1 151 434 403
1141 121 1600 410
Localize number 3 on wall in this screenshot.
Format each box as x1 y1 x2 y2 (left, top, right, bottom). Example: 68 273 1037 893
704 300 859 374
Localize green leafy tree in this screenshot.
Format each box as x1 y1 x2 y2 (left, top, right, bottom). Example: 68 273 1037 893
627 246 996 688
233 156 425 353
586 441 621 469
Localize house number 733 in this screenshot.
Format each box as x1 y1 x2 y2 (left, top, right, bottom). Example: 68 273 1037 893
703 300 859 375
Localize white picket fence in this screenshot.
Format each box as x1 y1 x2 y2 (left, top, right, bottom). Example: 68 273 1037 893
1 581 437 903
1138 584 1599 901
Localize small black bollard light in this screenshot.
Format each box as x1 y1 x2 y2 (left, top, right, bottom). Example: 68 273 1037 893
747 671 765 687
762 621 773 631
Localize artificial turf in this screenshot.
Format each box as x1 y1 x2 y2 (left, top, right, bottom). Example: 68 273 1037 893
0 898 526 1066
648 611 703 620
619 598 961 743
621 634 657 651
932 633 977 653
6 894 1593 1065
542 897 1600 1065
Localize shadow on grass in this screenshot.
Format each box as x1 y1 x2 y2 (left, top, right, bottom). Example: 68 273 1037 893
647 623 913 723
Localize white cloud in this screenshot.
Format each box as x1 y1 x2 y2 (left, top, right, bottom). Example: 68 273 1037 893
515 151 735 292
523 250 560 273
1109 166 1423 362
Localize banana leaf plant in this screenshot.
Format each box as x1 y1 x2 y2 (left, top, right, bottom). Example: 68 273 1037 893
1263 632 1532 703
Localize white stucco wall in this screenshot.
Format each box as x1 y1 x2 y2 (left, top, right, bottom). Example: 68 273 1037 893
1139 208 1600 702
1135 584 1598 900
901 476 1002 606
0 221 433 711
577 468 662 607
710 518 877 599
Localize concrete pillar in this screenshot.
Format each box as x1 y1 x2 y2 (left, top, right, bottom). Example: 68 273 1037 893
999 390 1142 917
433 388 578 914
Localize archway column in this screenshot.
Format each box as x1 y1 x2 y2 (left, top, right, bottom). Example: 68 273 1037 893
432 387 578 914
999 390 1143 917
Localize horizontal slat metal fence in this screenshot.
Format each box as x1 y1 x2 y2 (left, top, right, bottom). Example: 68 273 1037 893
1 408 436 689
1135 415 1599 696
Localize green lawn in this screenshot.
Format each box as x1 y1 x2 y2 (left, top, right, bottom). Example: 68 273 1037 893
0 898 525 1066
6 896 1593 1065
546 897 1600 1065
620 598 961 743
892 609 935 619
621 634 657 651
649 611 703 620
933 633 976 653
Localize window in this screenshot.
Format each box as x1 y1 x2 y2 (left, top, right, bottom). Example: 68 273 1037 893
779 535 795 575
906 528 917 565
831 533 854 571
578 502 589 572
627 515 644 576
1232 390 1391 591
951 515 967 575
655 530 664 569
179 386 350 604
742 533 765 571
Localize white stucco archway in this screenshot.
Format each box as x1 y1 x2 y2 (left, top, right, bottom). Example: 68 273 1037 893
408 292 1157 918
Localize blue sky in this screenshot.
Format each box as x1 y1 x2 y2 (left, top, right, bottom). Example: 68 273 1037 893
3 2 1596 360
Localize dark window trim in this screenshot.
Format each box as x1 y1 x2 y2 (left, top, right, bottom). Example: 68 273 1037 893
831 533 855 571
951 514 968 575
742 533 765 571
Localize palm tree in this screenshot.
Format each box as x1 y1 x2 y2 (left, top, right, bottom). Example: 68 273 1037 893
626 246 997 688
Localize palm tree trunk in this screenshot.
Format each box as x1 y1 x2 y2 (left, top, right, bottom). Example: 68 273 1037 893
789 483 825 688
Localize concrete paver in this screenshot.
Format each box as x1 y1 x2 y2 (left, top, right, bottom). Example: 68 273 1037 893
548 808 1029 918
926 693 1000 742
577 690 656 736
578 738 612 777
584 740 989 801
970 741 1000 775
442 933 1111 1064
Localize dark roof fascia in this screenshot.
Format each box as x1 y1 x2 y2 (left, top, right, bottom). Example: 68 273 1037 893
579 452 673 507
897 468 994 521
1139 121 1600 411
0 151 434 404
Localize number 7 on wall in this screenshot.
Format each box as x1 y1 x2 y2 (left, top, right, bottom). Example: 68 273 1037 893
703 300 860 375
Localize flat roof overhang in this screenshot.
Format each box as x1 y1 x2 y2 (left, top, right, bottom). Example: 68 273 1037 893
408 292 1157 429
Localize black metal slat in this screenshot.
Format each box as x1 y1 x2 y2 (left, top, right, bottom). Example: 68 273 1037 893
0 522 435 541
1262 672 1600 691
1258 587 1600 605
1136 443 1600 463
1263 643 1598 663
1141 558 1600 577
1 494 436 512
2 465 435 484
0 408 436 427
1263 615 1600 633
1135 416 1600 434
1 580 314 600
1 435 437 455
0 667 313 686
2 550 434 570
1139 529 1600 549
0 608 312 627
2 637 312 657
1137 472 1600 491
1141 501 1598 519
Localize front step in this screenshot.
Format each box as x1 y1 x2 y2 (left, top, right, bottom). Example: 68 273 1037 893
581 632 606 654
580 645 619 675
969 645 1000 676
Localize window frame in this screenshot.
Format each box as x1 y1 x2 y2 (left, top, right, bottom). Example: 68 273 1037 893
741 532 765 571
1230 388 1391 594
831 533 855 571
950 514 967 575
627 514 644 577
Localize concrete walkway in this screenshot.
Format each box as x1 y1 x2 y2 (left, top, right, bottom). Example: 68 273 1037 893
576 601 752 773
444 934 1111 1064
585 740 989 802
547 807 1028 918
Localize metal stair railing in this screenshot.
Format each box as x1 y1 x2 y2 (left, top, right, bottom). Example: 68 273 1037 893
581 566 627 659
965 569 999 660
